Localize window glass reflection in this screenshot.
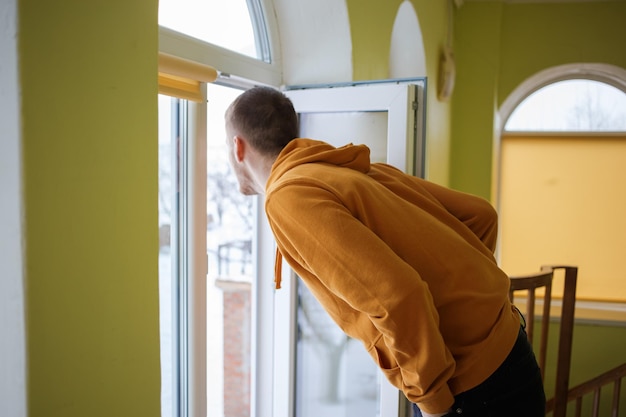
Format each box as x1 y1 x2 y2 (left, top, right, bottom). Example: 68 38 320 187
296 283 380 417
506 80 626 132
159 0 259 60
158 95 177 417
205 84 255 417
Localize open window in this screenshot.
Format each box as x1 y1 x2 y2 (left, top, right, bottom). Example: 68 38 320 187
269 79 427 417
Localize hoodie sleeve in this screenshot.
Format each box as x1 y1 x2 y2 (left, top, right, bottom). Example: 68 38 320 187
265 182 456 414
416 180 499 253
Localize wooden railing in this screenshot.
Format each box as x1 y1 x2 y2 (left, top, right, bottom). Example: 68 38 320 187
546 362 626 417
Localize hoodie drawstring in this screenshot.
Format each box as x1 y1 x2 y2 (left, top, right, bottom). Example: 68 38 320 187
274 249 283 289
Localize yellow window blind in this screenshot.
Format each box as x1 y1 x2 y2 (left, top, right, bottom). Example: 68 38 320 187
158 52 218 102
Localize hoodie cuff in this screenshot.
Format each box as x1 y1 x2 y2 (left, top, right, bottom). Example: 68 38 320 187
415 386 455 415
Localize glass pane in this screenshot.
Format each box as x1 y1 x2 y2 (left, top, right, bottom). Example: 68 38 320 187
294 110 389 417
159 0 260 60
296 283 381 417
299 112 388 163
160 86 255 417
205 84 255 417
505 80 626 132
158 95 178 417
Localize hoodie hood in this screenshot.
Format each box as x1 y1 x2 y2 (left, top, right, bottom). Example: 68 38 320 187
267 139 371 188
266 138 371 289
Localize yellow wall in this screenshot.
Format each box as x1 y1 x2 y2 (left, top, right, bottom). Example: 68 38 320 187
451 1 626 199
19 0 160 415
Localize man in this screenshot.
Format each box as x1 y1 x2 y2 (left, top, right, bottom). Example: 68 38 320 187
225 86 545 417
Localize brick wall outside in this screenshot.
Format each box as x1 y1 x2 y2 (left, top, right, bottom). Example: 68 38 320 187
223 287 251 417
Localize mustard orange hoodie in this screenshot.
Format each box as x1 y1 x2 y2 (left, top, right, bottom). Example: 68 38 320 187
265 139 520 413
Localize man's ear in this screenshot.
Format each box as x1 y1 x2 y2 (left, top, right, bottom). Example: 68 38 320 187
233 135 245 163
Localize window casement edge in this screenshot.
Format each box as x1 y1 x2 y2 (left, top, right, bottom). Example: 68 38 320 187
159 27 281 88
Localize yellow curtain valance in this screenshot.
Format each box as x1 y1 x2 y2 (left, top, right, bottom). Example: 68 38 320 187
158 52 218 102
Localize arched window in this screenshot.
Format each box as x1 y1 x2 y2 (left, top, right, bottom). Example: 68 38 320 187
159 0 271 62
505 79 626 132
499 78 626 316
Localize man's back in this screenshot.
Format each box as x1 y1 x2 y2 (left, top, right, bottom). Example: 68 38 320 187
265 138 520 410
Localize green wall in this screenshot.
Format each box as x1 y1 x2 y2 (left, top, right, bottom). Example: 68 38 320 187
451 1 626 198
542 321 626 417
347 0 402 81
498 2 626 106
19 0 160 415
14 1 625 415
346 0 452 185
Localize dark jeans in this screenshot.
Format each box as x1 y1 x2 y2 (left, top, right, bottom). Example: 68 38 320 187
413 326 546 417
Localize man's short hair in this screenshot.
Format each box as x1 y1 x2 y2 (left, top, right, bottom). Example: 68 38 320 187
226 86 299 156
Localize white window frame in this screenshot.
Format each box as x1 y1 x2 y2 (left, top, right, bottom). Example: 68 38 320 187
285 80 426 176
184 92 209 417
158 93 209 417
158 0 282 89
